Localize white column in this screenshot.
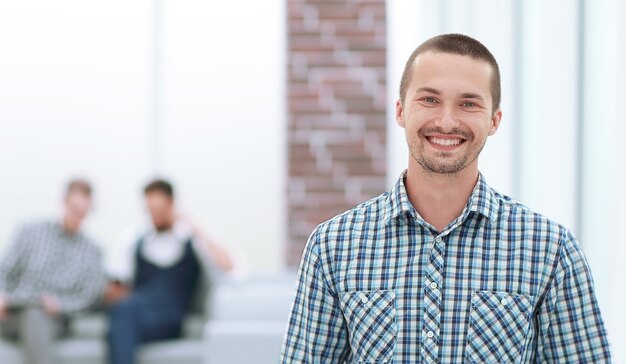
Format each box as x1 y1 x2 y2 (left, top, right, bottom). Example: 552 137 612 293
581 0 624 358
159 1 286 273
515 0 580 229
386 0 420 186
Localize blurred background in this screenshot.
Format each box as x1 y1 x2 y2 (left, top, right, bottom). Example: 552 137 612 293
0 0 624 362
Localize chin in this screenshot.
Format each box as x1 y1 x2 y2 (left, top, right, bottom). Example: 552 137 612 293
154 223 173 232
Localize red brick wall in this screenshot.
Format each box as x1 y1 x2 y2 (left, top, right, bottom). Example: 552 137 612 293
286 0 388 266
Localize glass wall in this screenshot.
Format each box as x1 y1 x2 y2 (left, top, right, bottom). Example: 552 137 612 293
0 0 286 273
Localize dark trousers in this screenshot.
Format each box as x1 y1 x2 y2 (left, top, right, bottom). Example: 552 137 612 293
106 294 183 364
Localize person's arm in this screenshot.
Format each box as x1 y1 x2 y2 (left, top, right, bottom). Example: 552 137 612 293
178 215 234 272
0 295 8 320
105 227 139 284
0 225 30 291
537 230 612 363
102 228 139 305
54 244 107 315
279 229 350 362
0 224 31 316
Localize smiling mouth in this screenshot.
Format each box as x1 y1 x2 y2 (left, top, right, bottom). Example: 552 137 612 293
426 136 467 148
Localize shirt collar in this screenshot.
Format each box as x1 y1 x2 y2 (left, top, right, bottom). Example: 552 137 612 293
55 218 80 240
383 171 417 224
464 172 499 223
384 170 499 226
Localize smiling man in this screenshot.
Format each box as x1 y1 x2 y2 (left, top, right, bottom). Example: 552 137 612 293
280 34 612 363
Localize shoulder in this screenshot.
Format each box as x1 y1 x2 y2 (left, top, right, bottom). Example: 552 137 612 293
491 189 574 250
172 220 194 242
18 218 55 232
300 192 389 291
308 191 390 253
118 223 150 245
12 219 57 242
316 191 388 233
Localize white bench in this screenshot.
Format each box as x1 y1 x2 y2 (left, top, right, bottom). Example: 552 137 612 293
0 314 205 364
0 273 296 364
203 275 295 363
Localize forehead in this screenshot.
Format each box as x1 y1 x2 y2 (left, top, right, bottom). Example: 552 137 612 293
145 191 172 203
410 51 493 96
66 189 91 200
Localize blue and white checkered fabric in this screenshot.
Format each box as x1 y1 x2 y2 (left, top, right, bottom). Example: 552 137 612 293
280 171 612 363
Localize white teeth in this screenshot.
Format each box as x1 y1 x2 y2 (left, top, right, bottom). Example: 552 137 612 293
429 137 462 146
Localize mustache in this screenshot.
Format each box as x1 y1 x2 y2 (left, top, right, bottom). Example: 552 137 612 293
418 127 472 139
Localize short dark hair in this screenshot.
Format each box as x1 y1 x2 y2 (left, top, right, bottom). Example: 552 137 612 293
399 33 501 112
144 179 174 199
66 178 92 197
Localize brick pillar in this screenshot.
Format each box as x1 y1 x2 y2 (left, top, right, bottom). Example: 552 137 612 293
286 0 387 266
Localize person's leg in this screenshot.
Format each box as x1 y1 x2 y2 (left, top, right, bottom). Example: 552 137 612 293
0 308 20 341
107 294 183 364
107 296 143 364
136 307 181 343
17 307 66 364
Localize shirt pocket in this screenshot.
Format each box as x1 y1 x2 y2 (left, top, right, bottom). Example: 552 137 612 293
465 290 532 364
339 290 397 363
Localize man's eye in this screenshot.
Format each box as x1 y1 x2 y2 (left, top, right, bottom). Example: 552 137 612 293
422 97 437 103
461 101 477 107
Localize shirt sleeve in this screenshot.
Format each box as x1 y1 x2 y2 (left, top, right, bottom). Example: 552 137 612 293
56 244 107 315
0 225 30 295
279 228 350 363
190 236 216 271
105 227 139 283
538 230 612 363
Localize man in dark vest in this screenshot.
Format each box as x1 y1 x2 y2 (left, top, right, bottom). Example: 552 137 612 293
104 179 233 364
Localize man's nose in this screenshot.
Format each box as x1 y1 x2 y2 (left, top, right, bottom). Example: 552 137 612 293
433 105 459 129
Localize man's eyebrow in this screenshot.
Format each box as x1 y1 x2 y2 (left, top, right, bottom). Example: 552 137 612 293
459 92 485 100
414 87 441 95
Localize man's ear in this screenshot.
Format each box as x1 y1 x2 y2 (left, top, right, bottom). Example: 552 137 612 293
488 109 502 136
396 99 405 128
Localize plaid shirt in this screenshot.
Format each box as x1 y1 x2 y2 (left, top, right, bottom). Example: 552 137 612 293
280 172 611 363
0 219 106 315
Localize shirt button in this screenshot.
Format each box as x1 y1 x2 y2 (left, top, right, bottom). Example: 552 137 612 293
501 298 508 306
361 296 368 304
430 282 438 290
426 331 434 338
435 236 443 243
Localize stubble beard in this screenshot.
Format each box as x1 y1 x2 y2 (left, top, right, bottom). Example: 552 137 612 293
407 128 486 176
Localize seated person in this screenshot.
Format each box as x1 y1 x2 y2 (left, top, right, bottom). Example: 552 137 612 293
104 179 233 364
0 179 106 364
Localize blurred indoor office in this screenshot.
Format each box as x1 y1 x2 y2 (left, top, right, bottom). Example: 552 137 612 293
0 0 624 363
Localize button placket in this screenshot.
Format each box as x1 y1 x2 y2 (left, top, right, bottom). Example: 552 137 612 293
421 235 447 362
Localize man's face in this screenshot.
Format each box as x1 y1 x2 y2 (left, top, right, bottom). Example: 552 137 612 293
396 51 502 175
145 191 174 231
63 191 91 232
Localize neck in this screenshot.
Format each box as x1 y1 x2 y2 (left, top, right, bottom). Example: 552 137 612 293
62 215 80 234
154 217 175 232
405 160 479 232
155 224 173 233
